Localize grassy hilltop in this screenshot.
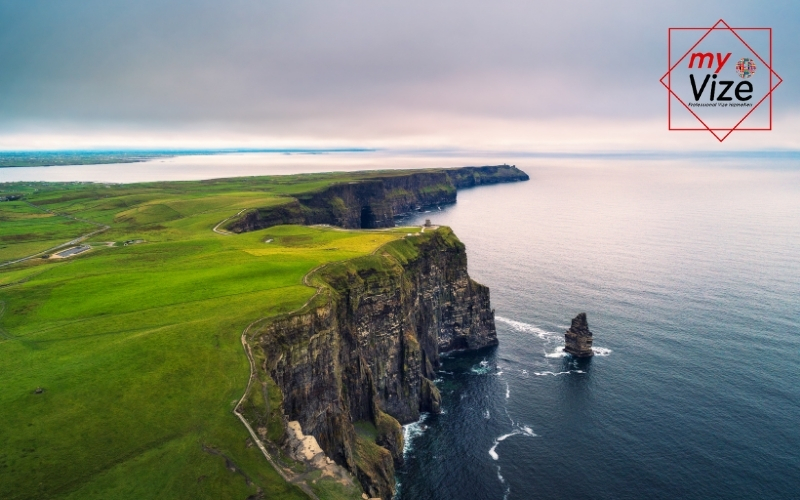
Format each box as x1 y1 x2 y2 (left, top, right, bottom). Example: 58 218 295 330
0 172 430 499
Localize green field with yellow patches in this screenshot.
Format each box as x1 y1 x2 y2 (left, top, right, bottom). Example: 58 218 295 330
0 173 419 500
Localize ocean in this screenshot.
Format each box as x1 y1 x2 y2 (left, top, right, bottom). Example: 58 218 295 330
3 153 798 499
396 159 800 500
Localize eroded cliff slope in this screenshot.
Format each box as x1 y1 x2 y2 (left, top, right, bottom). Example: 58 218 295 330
239 227 497 499
224 165 528 232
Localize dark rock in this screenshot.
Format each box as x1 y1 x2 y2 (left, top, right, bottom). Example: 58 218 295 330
34 387 44 394
225 166 529 232
564 313 594 357
247 228 497 499
446 165 530 188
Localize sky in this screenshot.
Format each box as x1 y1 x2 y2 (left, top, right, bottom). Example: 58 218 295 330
0 0 798 152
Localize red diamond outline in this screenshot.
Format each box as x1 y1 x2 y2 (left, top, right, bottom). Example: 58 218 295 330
666 27 772 132
659 19 783 142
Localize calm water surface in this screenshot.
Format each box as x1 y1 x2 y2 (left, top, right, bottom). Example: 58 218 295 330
3 155 798 499
397 160 800 500
0 151 505 183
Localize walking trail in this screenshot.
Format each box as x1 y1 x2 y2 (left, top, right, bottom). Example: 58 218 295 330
224 209 427 498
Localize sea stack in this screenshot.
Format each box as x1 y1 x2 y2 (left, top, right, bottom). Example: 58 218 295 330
564 312 594 357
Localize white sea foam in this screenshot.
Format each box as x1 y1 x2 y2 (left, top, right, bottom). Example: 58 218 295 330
593 347 612 356
484 409 490 420
470 359 491 375
545 347 569 358
521 369 528 375
505 382 510 399
496 370 504 376
497 466 512 500
402 413 429 457
533 369 585 376
495 316 558 339
489 426 537 460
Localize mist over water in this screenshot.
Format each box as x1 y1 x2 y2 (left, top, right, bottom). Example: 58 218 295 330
4 150 800 184
396 160 800 500
0 151 506 183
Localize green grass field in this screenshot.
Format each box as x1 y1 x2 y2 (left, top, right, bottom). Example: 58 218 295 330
0 174 417 499
0 201 99 262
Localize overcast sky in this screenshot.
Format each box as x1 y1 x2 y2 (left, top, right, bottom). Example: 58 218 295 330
0 0 797 151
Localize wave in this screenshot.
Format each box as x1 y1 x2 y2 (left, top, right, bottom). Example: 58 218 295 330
498 464 512 500
546 346 609 358
497 466 511 500
488 433 515 460
489 426 536 460
470 359 491 375
545 347 569 358
402 413 429 458
533 370 585 376
495 316 559 339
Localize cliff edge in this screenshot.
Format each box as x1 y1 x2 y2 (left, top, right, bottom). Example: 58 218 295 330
224 165 528 232
238 227 497 499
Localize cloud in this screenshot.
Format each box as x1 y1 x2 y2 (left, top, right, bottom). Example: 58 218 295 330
0 0 797 149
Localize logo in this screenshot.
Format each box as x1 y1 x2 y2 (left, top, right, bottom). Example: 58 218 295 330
660 19 782 142
735 58 756 79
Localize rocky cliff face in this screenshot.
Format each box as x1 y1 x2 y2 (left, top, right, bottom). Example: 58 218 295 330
447 165 531 188
225 165 528 232
242 228 497 499
564 312 594 357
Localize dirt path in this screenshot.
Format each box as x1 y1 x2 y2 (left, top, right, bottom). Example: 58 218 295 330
233 316 321 500
231 260 331 500
221 217 427 499
0 202 110 269
213 209 247 235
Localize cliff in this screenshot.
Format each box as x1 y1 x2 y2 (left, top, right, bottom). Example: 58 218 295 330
238 228 497 499
447 165 532 188
224 165 528 232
